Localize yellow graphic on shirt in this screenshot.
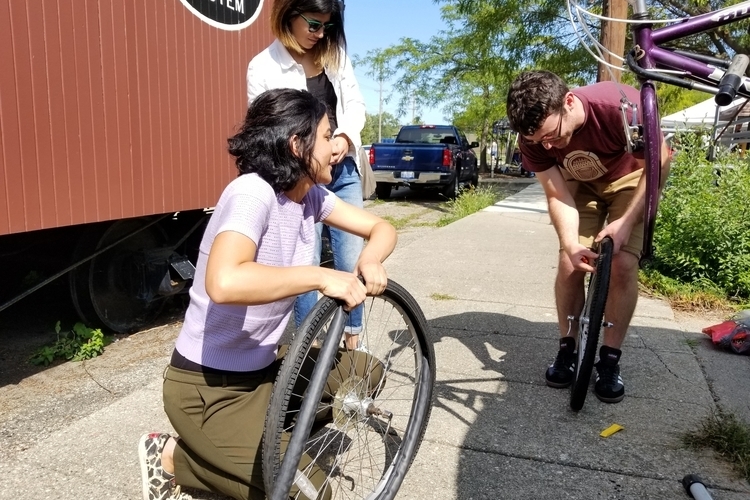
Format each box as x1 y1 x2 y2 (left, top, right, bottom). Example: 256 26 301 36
563 151 608 181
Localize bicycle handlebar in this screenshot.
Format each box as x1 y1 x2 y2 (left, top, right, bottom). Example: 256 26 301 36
716 54 749 106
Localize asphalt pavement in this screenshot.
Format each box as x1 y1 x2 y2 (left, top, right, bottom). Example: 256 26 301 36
1 181 749 499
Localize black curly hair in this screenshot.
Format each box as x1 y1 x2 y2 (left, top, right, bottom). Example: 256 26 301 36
506 71 569 137
228 88 328 192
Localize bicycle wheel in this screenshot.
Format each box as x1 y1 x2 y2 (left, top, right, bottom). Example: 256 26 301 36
264 279 435 500
570 237 613 412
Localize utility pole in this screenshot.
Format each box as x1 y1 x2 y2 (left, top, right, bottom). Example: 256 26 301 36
597 0 628 83
378 76 383 142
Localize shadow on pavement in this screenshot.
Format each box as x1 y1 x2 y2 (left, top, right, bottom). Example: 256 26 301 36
420 310 750 499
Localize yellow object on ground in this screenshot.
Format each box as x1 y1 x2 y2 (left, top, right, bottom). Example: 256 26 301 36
600 424 624 438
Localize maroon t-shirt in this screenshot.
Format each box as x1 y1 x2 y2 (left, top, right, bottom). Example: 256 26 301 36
520 82 644 183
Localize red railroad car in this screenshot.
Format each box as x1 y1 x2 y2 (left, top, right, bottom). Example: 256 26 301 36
0 0 273 332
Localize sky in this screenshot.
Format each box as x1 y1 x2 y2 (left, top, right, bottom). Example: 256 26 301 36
344 1 449 125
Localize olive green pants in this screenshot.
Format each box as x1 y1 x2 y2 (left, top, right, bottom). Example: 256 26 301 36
162 347 384 500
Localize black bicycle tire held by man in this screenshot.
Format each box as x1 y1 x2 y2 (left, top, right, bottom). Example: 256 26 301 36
506 71 671 404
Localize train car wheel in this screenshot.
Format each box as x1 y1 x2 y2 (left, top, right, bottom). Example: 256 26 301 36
69 219 167 333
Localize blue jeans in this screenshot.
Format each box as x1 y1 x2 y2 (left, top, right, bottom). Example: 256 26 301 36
294 157 364 332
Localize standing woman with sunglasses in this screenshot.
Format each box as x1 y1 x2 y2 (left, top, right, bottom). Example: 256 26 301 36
247 0 367 348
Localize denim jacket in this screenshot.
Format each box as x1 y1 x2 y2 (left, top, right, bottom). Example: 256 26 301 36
246 40 366 172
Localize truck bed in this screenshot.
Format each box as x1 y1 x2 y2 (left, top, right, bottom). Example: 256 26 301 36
369 125 479 199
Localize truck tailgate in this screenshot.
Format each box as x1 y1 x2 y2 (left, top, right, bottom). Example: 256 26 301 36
373 144 447 171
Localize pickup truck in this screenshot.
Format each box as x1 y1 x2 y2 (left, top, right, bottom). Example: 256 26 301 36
368 125 480 199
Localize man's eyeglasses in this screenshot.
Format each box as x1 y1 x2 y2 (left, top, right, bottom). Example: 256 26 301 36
520 111 564 146
298 14 335 33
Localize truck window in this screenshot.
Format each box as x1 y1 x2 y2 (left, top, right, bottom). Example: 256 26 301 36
396 127 455 144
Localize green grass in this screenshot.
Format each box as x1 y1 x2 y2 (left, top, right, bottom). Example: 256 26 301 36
381 212 430 230
684 338 700 348
638 268 746 313
437 186 498 227
430 293 456 301
683 410 750 483
381 208 434 231
369 198 386 205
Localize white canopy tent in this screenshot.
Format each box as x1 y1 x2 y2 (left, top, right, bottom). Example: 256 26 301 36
660 96 750 154
661 96 748 132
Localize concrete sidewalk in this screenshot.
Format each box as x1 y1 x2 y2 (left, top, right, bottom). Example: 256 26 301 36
2 182 749 499
389 182 750 499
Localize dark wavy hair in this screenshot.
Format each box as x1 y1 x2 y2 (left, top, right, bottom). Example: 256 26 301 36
228 88 328 192
271 0 347 70
506 71 569 137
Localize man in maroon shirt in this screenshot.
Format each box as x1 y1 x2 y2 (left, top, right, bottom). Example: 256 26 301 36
506 71 671 403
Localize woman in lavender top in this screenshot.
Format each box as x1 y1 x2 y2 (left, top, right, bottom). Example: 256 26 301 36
137 88 396 500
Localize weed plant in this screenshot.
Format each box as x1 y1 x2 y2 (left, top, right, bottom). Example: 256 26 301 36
437 186 498 226
382 213 424 230
650 133 750 304
430 293 456 301
30 321 109 366
638 268 736 312
683 410 750 483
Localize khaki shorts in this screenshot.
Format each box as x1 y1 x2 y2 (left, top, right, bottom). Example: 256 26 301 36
561 169 644 257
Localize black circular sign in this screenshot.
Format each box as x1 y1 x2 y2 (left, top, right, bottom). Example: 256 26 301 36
180 0 263 30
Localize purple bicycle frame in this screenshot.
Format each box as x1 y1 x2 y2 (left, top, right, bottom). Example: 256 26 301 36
630 0 750 262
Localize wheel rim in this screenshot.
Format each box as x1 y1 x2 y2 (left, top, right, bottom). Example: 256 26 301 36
279 293 431 499
576 325 588 378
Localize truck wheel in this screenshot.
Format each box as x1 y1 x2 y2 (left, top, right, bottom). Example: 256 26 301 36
442 177 459 199
471 169 479 188
375 183 392 200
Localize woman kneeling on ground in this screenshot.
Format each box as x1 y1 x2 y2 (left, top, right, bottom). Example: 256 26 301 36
138 87 397 500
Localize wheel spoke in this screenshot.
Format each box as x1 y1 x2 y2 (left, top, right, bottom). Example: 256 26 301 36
265 281 435 499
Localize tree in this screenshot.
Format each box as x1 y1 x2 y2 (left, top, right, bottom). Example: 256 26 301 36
357 1 592 171
353 51 397 142
646 0 750 57
455 0 750 59
361 112 401 145
357 0 747 166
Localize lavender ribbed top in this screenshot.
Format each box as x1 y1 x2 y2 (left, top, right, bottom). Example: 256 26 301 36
175 173 335 371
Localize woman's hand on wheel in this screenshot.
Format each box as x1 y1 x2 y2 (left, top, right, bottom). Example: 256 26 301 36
318 269 367 310
355 259 388 296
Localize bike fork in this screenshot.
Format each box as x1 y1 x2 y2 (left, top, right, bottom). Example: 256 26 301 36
569 314 614 331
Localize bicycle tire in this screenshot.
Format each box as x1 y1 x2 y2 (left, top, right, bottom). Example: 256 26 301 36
570 237 613 412
263 279 435 500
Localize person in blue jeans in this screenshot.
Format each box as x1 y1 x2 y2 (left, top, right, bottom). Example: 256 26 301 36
247 0 366 348
294 157 364 332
